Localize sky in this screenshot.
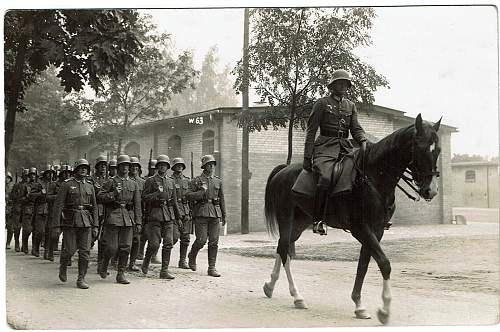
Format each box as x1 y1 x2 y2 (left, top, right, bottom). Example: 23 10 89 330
145 5 499 157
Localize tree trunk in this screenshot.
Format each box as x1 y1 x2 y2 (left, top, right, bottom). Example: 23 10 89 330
286 106 296 165
5 37 28 168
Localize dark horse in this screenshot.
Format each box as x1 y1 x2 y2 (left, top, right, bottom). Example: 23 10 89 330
262 114 442 325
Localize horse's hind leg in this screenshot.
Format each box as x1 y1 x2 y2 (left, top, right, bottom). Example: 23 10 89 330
351 245 372 319
263 254 282 298
283 254 307 309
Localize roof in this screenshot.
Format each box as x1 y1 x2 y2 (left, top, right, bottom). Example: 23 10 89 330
452 161 499 167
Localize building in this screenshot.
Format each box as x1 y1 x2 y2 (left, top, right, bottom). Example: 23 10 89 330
451 161 499 208
69 105 457 233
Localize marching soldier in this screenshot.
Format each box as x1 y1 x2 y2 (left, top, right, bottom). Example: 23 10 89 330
50 159 99 289
137 158 159 262
10 169 29 252
90 155 108 273
21 167 39 254
170 157 192 269
97 155 142 284
141 154 180 279
108 159 117 178
186 155 226 277
5 171 14 249
127 156 145 272
303 69 367 235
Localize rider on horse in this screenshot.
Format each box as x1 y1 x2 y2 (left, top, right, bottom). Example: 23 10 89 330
303 69 367 235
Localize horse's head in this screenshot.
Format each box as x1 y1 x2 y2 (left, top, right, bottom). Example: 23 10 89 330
408 114 442 201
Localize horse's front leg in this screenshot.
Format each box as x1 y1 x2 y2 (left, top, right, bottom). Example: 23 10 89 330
351 244 372 319
263 254 282 298
283 255 307 309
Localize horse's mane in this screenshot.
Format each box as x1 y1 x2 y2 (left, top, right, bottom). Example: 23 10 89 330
366 124 416 167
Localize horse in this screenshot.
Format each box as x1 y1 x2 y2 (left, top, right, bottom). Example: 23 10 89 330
262 114 442 325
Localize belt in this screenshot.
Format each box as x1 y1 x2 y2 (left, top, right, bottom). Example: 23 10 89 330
65 205 91 211
320 130 348 138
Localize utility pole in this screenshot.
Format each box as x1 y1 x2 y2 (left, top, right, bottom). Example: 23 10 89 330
241 8 250 234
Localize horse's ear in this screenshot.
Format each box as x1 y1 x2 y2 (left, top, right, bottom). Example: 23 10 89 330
433 116 442 132
415 113 423 135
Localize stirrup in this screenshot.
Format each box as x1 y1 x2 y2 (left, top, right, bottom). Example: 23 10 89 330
313 221 327 236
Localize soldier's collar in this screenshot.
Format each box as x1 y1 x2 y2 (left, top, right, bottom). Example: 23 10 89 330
172 172 183 178
116 175 129 181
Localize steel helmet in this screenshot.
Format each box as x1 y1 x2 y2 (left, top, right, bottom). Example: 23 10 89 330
327 69 352 88
28 167 38 175
109 159 117 168
117 154 131 167
171 157 186 170
156 155 171 168
43 164 55 175
74 159 90 172
148 159 157 169
6 171 13 180
53 165 61 172
130 156 141 168
201 155 216 169
95 155 107 168
22 168 29 176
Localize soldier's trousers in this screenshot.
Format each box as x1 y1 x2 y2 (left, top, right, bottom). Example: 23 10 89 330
60 227 91 263
21 212 33 252
102 225 133 268
190 217 220 268
32 214 47 253
173 218 191 246
128 227 141 265
144 221 173 253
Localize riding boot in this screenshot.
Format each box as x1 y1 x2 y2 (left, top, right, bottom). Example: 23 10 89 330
59 257 68 282
6 228 13 249
178 243 190 269
141 246 153 275
14 229 21 252
312 188 328 235
188 246 199 271
159 249 175 279
116 251 130 284
76 259 89 289
207 245 221 277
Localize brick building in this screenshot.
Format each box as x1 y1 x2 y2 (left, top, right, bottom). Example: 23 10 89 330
69 105 457 233
451 161 499 208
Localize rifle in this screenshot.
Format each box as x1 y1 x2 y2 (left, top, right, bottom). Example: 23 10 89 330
15 172 18 183
190 151 194 179
148 148 153 169
106 152 110 179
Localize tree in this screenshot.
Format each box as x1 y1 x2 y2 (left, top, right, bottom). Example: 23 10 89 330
233 8 389 164
167 46 238 115
8 68 83 173
82 15 198 154
4 9 143 166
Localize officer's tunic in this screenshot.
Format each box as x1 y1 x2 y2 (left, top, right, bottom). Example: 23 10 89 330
142 173 180 251
170 172 192 246
50 177 98 262
304 95 367 188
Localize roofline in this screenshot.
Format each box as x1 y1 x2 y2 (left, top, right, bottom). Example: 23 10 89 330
452 161 499 167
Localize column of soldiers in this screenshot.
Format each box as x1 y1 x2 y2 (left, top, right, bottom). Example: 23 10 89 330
5 153 226 289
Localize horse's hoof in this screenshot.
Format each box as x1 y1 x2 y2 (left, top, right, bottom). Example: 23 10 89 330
294 299 307 309
263 282 274 298
377 308 390 325
354 309 371 319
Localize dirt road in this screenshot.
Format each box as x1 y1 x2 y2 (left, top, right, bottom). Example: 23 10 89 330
5 221 499 329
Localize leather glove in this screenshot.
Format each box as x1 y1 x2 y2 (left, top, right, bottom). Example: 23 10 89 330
303 157 312 172
221 216 226 226
91 227 99 240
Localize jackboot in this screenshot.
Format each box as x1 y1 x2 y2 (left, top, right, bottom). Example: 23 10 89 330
46 239 55 262
21 230 30 254
6 228 13 249
178 243 190 269
31 234 40 257
76 259 90 289
116 251 130 284
188 247 199 271
141 247 153 275
207 245 221 277
99 254 110 279
59 257 68 282
312 187 328 235
14 230 21 252
159 249 175 279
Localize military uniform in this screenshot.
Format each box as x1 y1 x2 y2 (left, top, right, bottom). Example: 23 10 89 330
97 171 142 283
186 161 226 277
170 171 192 269
21 174 40 254
5 173 14 249
30 175 56 257
128 173 145 271
50 165 98 288
141 170 180 278
10 172 28 252
90 173 108 272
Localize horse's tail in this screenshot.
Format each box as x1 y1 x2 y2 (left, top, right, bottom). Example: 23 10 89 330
265 164 288 237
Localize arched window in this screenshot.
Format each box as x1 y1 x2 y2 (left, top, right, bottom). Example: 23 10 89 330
124 141 141 158
168 135 182 158
202 130 215 156
465 170 476 183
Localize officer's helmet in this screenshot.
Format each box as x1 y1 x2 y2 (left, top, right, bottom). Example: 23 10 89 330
95 155 107 168
328 69 352 88
130 156 141 168
201 155 217 169
171 157 186 170
117 154 131 167
156 155 171 168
